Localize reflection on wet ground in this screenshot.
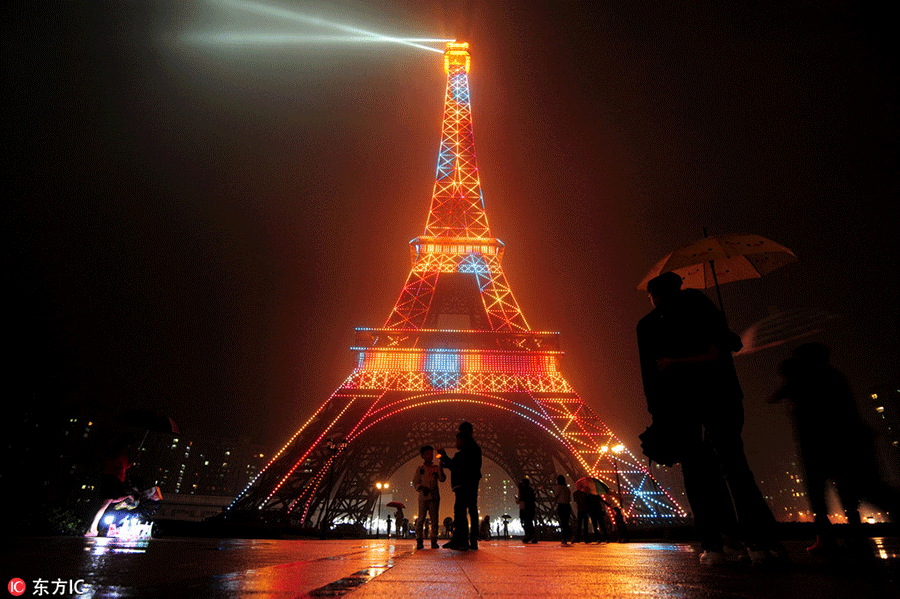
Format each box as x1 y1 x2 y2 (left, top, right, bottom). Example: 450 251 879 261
3 536 897 598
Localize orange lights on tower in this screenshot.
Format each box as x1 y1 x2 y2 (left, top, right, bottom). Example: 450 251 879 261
223 42 688 529
444 41 471 73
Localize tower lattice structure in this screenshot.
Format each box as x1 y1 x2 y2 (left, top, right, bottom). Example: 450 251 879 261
222 42 686 530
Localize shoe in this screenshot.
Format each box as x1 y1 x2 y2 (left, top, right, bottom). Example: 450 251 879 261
768 542 790 565
416 540 424 550
522 537 531 544
699 550 726 566
443 541 468 550
530 539 538 544
561 540 569 546
431 540 439 549
723 545 750 564
469 542 478 550
750 542 790 566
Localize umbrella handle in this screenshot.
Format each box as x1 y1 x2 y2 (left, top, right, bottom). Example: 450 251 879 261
703 227 726 317
136 430 149 455
709 259 725 314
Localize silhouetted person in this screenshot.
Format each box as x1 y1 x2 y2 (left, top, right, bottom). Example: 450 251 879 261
605 497 630 542
394 506 405 537
440 423 482 550
555 475 573 545
479 515 491 540
85 435 137 537
573 481 590 542
586 491 609 542
773 342 900 553
517 478 537 543
637 272 782 565
443 516 454 539
413 445 445 549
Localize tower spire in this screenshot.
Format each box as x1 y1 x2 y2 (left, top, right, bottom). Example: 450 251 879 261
385 42 529 332
425 42 487 239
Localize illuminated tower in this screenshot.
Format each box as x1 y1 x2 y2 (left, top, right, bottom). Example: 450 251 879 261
222 43 686 530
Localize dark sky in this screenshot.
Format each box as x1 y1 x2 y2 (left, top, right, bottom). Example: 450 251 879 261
8 1 897 476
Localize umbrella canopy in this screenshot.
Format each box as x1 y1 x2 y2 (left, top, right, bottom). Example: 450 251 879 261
386 501 405 509
638 232 797 313
737 308 839 355
117 408 181 453
575 477 611 496
118 408 181 435
638 233 796 289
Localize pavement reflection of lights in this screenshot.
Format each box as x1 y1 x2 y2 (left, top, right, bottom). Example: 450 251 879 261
644 544 694 552
872 537 896 560
86 537 150 557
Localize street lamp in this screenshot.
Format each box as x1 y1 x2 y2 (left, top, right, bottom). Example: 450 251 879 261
599 444 625 505
609 444 630 541
610 444 624 503
375 482 389 538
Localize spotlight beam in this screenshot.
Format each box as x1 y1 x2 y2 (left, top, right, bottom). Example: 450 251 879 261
184 33 455 46
210 0 451 53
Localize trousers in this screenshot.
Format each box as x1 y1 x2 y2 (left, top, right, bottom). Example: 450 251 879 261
451 485 479 545
416 497 440 540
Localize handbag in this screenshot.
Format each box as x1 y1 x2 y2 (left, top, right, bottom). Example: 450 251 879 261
638 420 693 467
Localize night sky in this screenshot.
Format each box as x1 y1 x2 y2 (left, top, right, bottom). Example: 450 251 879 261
8 1 897 479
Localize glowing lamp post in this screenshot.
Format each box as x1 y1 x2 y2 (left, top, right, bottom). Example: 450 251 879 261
610 444 625 503
600 444 625 504
375 482 389 538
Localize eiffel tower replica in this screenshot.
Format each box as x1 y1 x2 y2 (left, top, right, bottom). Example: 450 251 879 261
222 42 686 531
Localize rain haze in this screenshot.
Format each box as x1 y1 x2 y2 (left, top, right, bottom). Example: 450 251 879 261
8 1 897 497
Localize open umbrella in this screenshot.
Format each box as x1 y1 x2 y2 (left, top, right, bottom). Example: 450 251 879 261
386 501 406 509
118 409 181 435
117 408 181 453
575 477 610 496
638 231 797 312
737 308 839 355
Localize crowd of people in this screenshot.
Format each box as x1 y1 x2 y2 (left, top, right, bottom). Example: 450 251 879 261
84 271 897 565
392 272 899 565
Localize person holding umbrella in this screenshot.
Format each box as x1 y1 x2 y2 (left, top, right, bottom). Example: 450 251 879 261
572 479 590 542
576 477 610 543
637 272 783 566
85 434 137 537
772 343 900 554
386 502 407 538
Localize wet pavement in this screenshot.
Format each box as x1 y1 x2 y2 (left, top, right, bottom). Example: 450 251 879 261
3 536 898 598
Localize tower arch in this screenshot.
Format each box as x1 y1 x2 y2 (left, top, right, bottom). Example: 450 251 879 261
293 394 593 530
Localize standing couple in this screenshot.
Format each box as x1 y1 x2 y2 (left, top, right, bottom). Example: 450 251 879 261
414 421 482 550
